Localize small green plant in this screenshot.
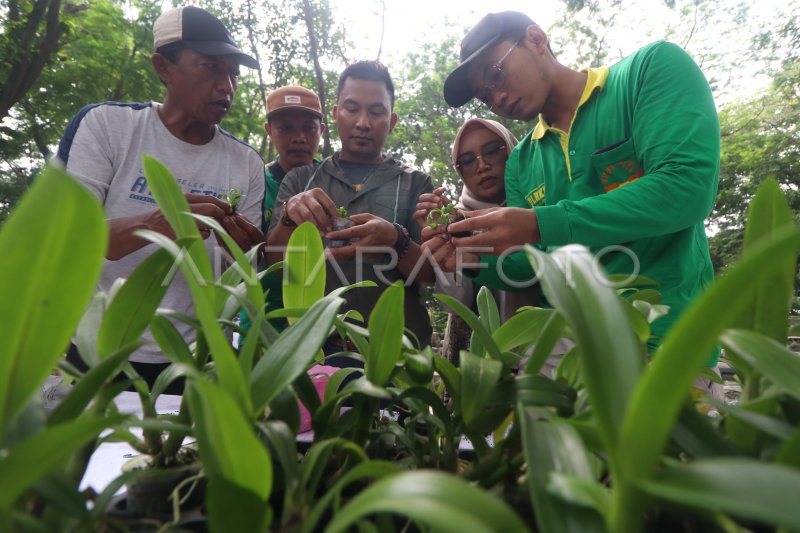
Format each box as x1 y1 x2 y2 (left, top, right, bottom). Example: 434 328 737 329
426 203 457 229
224 188 243 211
336 206 349 219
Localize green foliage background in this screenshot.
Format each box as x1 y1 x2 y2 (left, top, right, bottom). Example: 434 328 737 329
1 0 798 288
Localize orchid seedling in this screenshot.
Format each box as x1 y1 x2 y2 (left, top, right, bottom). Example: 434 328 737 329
224 188 243 211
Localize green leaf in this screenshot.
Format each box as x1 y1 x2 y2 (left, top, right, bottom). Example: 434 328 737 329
639 459 800 531
326 471 529 533
524 312 568 376
74 292 107 366
301 460 401 533
549 473 611 515
0 415 118 510
725 394 781 455
669 405 739 459
344 377 392 399
734 178 796 341
268 387 301 435
150 315 195 367
460 351 502 428
476 285 501 333
0 165 107 434
404 347 434 384
299 438 368 499
618 224 800 482
619 298 652 344
625 288 662 305
721 329 800 398
250 293 344 411
366 281 404 386
207 476 271 532
515 374 576 416
435 293 502 360
716 398 794 440
432 355 461 400
492 307 553 352
142 154 203 241
776 430 800 469
47 344 137 426
187 212 264 317
187 380 272 525
283 222 326 323
141 157 249 413
256 420 299 508
527 245 642 456
518 407 606 532
97 248 172 358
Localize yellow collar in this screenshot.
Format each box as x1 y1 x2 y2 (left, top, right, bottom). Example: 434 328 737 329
531 66 609 140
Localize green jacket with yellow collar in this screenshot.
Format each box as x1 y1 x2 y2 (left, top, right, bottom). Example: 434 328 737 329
470 41 720 352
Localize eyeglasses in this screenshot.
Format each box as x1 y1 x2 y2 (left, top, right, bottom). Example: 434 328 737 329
455 141 508 176
475 40 520 110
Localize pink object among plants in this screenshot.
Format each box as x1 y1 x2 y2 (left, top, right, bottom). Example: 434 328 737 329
298 365 338 433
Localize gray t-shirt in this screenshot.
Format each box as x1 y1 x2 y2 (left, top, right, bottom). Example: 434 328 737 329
59 102 265 363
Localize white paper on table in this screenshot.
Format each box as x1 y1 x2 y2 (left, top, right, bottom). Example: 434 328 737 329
80 392 183 495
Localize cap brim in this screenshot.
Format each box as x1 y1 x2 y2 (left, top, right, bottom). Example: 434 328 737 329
443 38 498 107
266 105 323 120
183 40 260 69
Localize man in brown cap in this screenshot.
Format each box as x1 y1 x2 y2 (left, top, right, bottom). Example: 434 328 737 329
240 85 326 333
261 85 326 232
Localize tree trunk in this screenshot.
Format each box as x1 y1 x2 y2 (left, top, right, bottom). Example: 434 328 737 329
442 314 470 366
375 0 386 62
0 0 66 121
245 0 268 148
300 0 332 157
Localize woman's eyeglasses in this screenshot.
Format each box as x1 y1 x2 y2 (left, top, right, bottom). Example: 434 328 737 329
455 142 508 176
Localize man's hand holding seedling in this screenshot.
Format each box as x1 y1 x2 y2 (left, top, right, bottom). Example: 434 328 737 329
214 188 264 253
326 213 398 260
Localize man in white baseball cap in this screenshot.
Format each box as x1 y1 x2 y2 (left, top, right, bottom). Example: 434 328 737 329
56 6 264 393
153 5 258 69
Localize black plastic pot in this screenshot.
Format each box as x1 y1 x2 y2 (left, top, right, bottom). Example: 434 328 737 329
328 217 354 248
125 460 204 516
105 455 206 530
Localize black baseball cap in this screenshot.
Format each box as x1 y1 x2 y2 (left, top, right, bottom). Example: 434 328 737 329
443 11 535 107
153 6 259 69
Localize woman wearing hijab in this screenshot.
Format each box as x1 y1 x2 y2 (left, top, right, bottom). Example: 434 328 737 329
416 118 540 362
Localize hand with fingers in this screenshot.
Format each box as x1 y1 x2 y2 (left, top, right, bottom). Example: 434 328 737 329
420 225 460 272
183 193 264 252
413 186 450 233
325 213 399 261
183 193 231 239
281 188 339 233
448 207 541 254
218 212 264 252
144 193 231 240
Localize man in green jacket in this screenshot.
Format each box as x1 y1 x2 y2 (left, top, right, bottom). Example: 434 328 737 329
427 11 722 397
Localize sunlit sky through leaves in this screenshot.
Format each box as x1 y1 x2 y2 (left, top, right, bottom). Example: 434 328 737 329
330 0 793 104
